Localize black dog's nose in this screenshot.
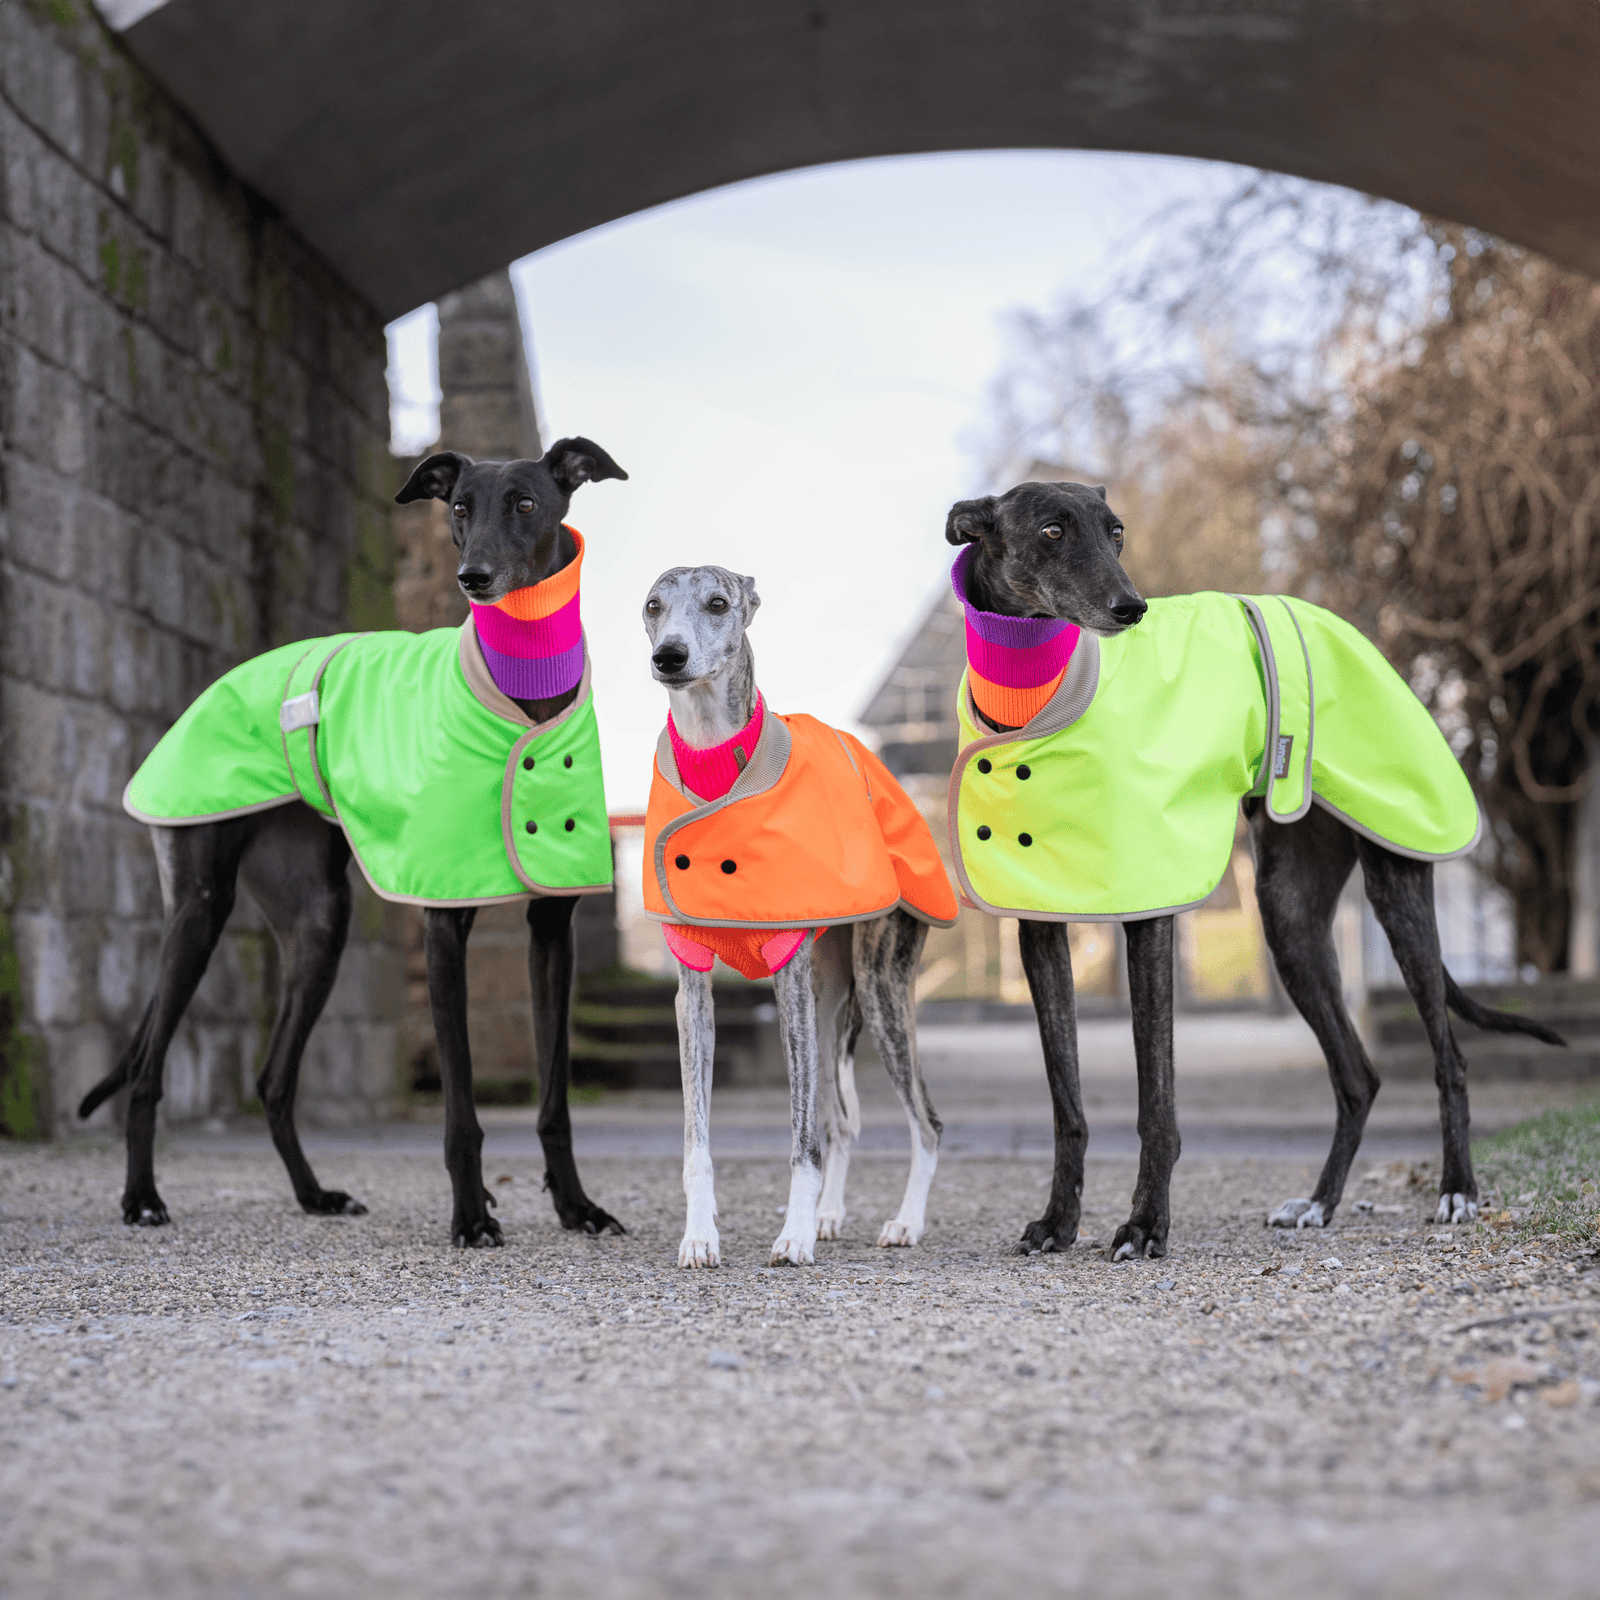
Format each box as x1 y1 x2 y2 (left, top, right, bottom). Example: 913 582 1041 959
457 564 494 595
1110 596 1147 627
652 642 690 674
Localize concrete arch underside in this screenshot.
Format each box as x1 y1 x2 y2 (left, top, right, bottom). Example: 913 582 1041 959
104 0 1600 321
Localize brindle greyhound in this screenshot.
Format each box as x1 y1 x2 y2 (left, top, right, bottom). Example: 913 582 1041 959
642 565 943 1267
80 438 628 1248
946 480 1563 1259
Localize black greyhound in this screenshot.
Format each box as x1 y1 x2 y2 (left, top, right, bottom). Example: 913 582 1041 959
945 480 1563 1260
80 438 628 1248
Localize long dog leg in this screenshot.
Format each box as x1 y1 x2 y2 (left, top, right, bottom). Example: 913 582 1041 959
1113 915 1178 1260
1358 839 1477 1224
424 906 500 1247
527 894 622 1235
83 821 250 1225
770 938 823 1266
1252 807 1370 1229
811 927 859 1242
854 909 941 1248
1016 918 1086 1253
238 806 364 1216
675 961 719 1267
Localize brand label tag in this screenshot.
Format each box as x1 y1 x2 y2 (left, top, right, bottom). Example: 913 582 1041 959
1272 733 1295 780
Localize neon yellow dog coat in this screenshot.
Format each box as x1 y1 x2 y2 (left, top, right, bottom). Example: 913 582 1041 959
948 592 1482 922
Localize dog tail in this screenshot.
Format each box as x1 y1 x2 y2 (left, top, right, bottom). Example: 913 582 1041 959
1444 968 1566 1047
834 1051 862 1141
78 1010 151 1117
78 1059 132 1118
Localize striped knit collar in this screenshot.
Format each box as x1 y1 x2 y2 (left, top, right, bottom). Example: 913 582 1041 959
469 527 585 701
951 544 1080 728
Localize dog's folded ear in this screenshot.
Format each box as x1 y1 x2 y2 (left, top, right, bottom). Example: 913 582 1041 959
544 437 629 495
946 496 998 546
395 451 473 505
738 572 761 623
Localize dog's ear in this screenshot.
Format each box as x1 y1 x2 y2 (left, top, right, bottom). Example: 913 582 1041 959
395 450 472 505
945 496 997 546
1094 485 1108 501
544 437 628 495
737 573 760 624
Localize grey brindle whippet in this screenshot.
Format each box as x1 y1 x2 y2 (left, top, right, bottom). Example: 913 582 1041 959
643 566 943 1267
947 480 1563 1260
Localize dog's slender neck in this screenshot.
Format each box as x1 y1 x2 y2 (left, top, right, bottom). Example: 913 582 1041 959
664 637 757 748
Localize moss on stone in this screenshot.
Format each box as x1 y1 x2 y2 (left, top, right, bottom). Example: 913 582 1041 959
0 812 44 1141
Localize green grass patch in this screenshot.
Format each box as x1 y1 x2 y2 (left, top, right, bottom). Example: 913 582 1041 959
1473 1097 1600 1244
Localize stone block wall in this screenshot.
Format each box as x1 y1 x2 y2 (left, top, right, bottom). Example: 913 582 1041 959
0 1 403 1136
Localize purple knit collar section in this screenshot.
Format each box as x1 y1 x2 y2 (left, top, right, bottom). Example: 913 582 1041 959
950 545 1074 648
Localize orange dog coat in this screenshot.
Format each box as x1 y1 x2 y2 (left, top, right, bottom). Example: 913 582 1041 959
643 710 958 977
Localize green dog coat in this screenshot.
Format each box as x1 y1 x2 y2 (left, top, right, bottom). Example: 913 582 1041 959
124 623 612 907
948 592 1482 922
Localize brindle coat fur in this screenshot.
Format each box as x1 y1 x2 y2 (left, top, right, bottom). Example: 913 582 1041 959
80 439 630 1248
643 566 942 1266
946 480 1563 1258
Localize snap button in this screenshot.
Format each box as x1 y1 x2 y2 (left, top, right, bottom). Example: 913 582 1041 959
525 820 537 835
564 818 575 832
1017 764 1031 780
564 754 572 768
720 859 737 874
522 756 534 771
977 758 992 774
976 825 991 841
674 854 690 870
1018 832 1033 847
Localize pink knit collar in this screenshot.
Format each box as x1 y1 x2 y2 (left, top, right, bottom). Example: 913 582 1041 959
668 694 764 800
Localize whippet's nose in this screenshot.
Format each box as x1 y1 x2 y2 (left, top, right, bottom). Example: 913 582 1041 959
652 641 690 675
457 564 494 596
1110 596 1147 627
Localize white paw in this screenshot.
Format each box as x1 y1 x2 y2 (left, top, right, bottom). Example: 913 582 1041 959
816 1212 845 1242
678 1233 720 1268
1267 1197 1322 1229
1111 1240 1138 1263
769 1233 815 1267
1436 1193 1478 1225
877 1219 921 1248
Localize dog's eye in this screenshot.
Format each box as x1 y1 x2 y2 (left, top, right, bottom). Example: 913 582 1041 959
1042 523 1063 540
452 502 467 518
645 598 661 615
515 497 535 514
707 596 729 614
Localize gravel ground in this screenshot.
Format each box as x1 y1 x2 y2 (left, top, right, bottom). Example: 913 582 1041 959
3 1139 1599 1600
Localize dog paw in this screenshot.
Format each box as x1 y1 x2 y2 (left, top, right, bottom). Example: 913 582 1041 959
678 1234 720 1269
121 1194 169 1227
1436 1192 1478 1225
769 1233 815 1267
304 1190 367 1217
816 1211 846 1241
451 1215 504 1249
1110 1222 1166 1261
1012 1217 1071 1255
877 1219 921 1248
558 1199 627 1236
1268 1197 1324 1229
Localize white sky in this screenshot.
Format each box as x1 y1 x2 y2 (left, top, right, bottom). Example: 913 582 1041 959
386 150 1249 810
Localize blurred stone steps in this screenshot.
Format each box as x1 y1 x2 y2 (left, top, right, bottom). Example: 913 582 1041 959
1369 978 1600 1080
